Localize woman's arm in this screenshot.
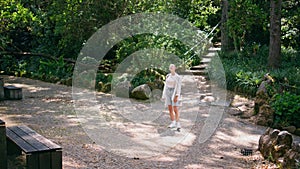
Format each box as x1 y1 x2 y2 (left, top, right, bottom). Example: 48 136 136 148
161 74 169 99
176 75 182 97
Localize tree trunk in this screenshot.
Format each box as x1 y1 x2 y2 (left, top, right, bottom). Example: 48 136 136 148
268 0 282 69
221 0 230 51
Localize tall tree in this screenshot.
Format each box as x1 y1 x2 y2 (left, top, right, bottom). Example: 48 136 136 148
268 0 282 69
221 0 230 51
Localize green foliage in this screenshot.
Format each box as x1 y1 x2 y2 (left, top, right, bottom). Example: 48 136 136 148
271 92 300 128
130 68 165 89
32 57 73 82
213 46 300 97
281 0 300 50
115 34 201 69
227 0 269 51
0 0 299 94
95 72 113 92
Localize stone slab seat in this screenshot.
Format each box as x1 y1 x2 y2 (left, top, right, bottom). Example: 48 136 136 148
6 126 62 169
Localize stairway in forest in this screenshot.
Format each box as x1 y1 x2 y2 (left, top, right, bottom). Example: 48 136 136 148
182 45 221 104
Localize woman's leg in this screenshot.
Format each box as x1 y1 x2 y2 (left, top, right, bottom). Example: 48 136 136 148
168 105 175 121
173 106 179 121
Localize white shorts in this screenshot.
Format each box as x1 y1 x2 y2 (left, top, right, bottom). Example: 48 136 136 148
166 87 180 106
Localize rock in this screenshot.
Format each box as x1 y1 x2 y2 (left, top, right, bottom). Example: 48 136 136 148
254 90 270 114
240 108 254 119
131 84 151 100
283 126 296 134
114 81 131 98
237 105 249 112
274 131 293 159
257 73 274 94
151 89 162 101
227 108 243 116
259 128 280 161
231 102 245 108
282 142 300 169
259 128 293 162
294 128 300 136
201 96 215 103
255 104 274 126
245 101 255 108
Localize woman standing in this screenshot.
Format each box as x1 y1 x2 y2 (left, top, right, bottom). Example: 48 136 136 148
162 64 182 129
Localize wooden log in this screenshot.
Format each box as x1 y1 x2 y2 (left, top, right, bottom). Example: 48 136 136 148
0 78 4 100
0 119 7 169
4 85 22 100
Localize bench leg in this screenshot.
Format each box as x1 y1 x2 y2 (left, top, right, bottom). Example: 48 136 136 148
38 152 51 169
7 139 22 156
51 150 62 169
0 124 7 169
26 153 39 169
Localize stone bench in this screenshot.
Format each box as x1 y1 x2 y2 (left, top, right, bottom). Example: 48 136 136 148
6 126 62 169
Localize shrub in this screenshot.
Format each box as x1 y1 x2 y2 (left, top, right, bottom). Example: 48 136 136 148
271 92 300 128
212 46 300 97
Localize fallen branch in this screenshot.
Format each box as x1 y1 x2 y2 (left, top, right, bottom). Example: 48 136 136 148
0 51 76 63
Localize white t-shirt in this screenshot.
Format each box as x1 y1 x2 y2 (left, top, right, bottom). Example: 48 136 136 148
166 74 176 88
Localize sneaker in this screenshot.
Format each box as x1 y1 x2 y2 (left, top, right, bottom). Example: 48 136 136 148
168 121 176 128
176 122 181 129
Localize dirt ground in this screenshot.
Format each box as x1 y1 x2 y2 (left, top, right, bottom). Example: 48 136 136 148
0 75 288 169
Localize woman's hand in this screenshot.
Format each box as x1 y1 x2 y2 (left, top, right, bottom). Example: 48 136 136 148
173 96 178 103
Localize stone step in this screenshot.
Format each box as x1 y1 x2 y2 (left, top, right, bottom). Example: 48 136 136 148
207 47 221 53
198 84 211 91
193 75 210 81
200 58 211 64
182 69 208 76
190 64 208 70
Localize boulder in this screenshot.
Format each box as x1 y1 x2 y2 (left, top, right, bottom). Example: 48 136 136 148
201 96 215 103
259 128 293 162
255 104 274 126
151 89 162 101
254 90 270 115
282 142 300 169
253 74 278 126
294 128 300 136
131 84 151 100
258 128 280 161
282 126 296 134
114 81 131 98
274 131 293 159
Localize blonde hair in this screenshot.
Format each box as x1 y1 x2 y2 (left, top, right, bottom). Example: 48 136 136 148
169 64 176 69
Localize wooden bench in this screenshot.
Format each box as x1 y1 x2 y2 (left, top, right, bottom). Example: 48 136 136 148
6 126 62 169
0 119 7 169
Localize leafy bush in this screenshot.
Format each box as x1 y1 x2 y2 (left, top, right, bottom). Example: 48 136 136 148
95 72 113 92
271 92 300 128
130 68 165 89
212 46 300 97
31 56 73 83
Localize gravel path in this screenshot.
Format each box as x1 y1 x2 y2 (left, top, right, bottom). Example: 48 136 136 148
0 75 268 169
